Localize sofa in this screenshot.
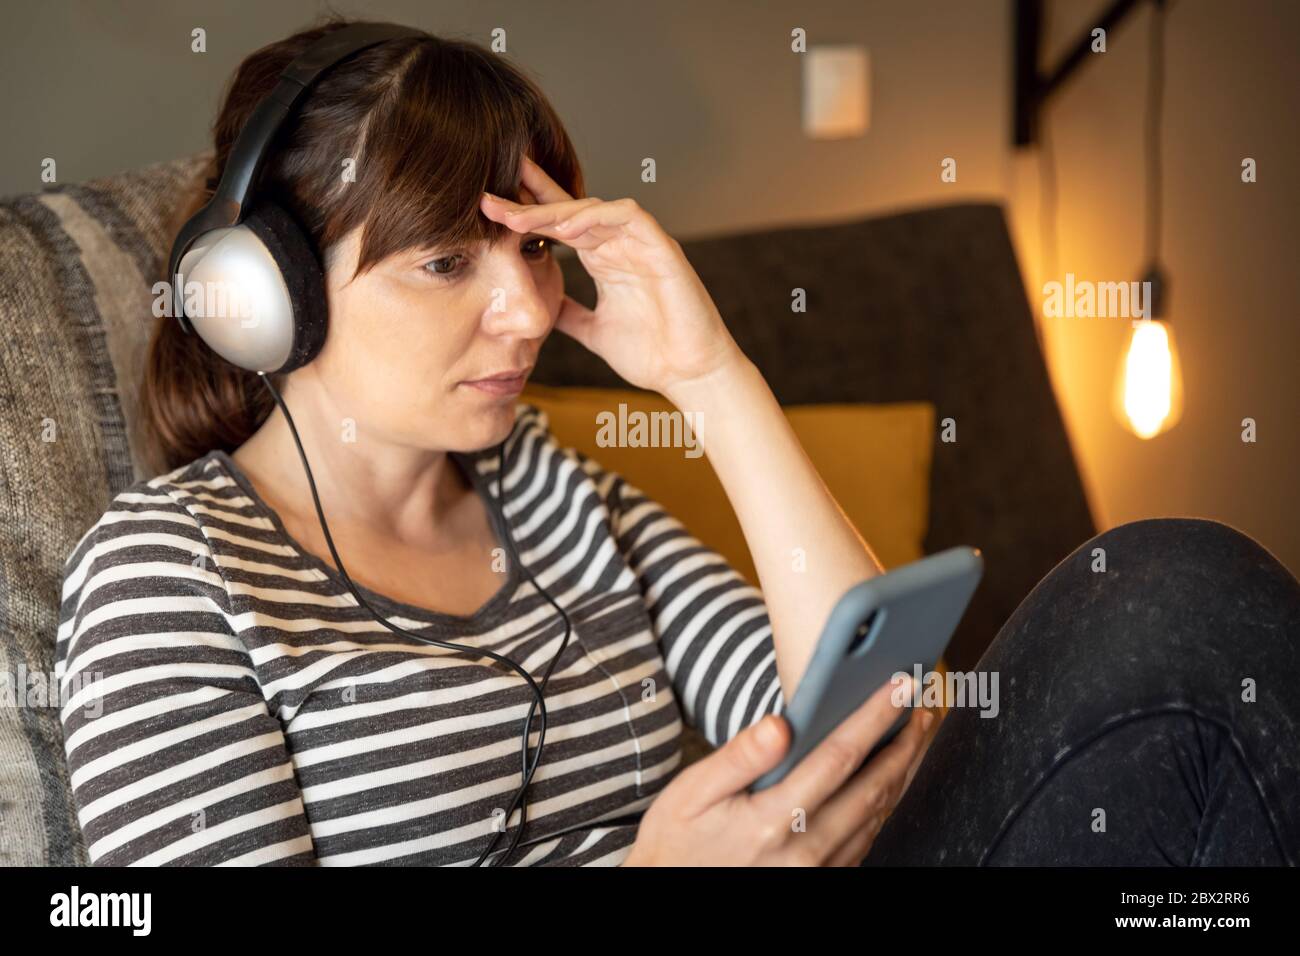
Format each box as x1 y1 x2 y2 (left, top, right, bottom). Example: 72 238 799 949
0 154 1094 865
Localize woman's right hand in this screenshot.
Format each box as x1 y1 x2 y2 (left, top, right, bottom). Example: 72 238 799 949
623 676 936 866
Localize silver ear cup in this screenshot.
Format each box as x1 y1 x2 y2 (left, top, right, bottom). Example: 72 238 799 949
177 224 297 373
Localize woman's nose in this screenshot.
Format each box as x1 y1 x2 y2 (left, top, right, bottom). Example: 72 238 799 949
482 270 554 338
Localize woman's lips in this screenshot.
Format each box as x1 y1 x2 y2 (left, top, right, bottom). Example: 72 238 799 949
461 371 528 396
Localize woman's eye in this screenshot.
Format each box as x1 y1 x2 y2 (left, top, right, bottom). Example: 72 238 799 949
421 237 548 281
523 236 551 259
423 254 464 279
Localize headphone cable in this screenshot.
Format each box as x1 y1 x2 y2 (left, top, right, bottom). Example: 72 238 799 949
255 371 571 866
477 420 576 864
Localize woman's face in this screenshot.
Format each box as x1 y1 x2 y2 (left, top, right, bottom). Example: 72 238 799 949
301 210 561 454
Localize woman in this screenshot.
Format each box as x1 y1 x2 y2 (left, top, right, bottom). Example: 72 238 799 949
56 19 1300 867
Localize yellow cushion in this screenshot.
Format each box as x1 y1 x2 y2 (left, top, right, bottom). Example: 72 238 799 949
521 383 934 585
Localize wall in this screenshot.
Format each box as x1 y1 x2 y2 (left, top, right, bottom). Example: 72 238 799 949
2 0 1294 571
1005 0 1299 576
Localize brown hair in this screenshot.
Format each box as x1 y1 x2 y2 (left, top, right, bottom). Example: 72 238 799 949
141 15 584 474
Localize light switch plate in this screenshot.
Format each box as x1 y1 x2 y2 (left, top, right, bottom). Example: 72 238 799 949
803 44 870 139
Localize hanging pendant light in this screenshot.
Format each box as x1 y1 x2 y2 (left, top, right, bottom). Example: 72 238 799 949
1116 0 1183 439
1117 264 1183 439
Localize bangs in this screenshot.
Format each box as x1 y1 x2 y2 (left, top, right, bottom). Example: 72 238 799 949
343 38 584 278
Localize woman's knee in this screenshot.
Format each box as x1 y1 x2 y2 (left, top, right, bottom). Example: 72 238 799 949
954 518 1300 863
1085 517 1289 596
1015 517 1298 664
973 516 1300 734
946 522 1300 868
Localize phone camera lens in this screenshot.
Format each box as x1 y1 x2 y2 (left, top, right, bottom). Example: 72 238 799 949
848 611 880 654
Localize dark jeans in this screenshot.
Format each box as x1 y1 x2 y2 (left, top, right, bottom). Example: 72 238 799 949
863 518 1300 866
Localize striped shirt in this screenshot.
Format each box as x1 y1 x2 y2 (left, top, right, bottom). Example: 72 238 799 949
55 402 785 866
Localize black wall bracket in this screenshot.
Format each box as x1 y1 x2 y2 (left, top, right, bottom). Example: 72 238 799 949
1013 0 1148 146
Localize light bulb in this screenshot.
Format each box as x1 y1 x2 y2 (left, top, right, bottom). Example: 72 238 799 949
1116 318 1183 439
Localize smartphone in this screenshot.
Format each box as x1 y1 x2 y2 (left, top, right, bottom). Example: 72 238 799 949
749 546 983 792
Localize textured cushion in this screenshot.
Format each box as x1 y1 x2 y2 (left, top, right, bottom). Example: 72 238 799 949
0 155 208 864
521 384 935 580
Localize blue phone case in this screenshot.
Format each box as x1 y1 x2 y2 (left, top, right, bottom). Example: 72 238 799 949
749 546 983 792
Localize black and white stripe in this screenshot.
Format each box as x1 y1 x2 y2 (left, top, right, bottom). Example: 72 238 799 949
56 403 784 866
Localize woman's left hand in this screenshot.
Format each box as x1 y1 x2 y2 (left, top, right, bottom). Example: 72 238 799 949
480 154 744 398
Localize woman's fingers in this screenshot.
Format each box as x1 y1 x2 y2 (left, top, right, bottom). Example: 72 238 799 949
518 152 573 203
482 191 670 255
825 814 886 868
483 155 676 256
810 703 934 864
497 155 657 248
552 197 675 250
670 714 791 817
481 193 612 252
482 193 599 230
758 675 914 820
900 706 940 799
480 152 574 222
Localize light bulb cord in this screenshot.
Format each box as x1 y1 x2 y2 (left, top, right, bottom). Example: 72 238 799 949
1144 0 1166 269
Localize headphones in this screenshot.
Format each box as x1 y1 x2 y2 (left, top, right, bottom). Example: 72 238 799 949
168 22 574 867
168 22 423 374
